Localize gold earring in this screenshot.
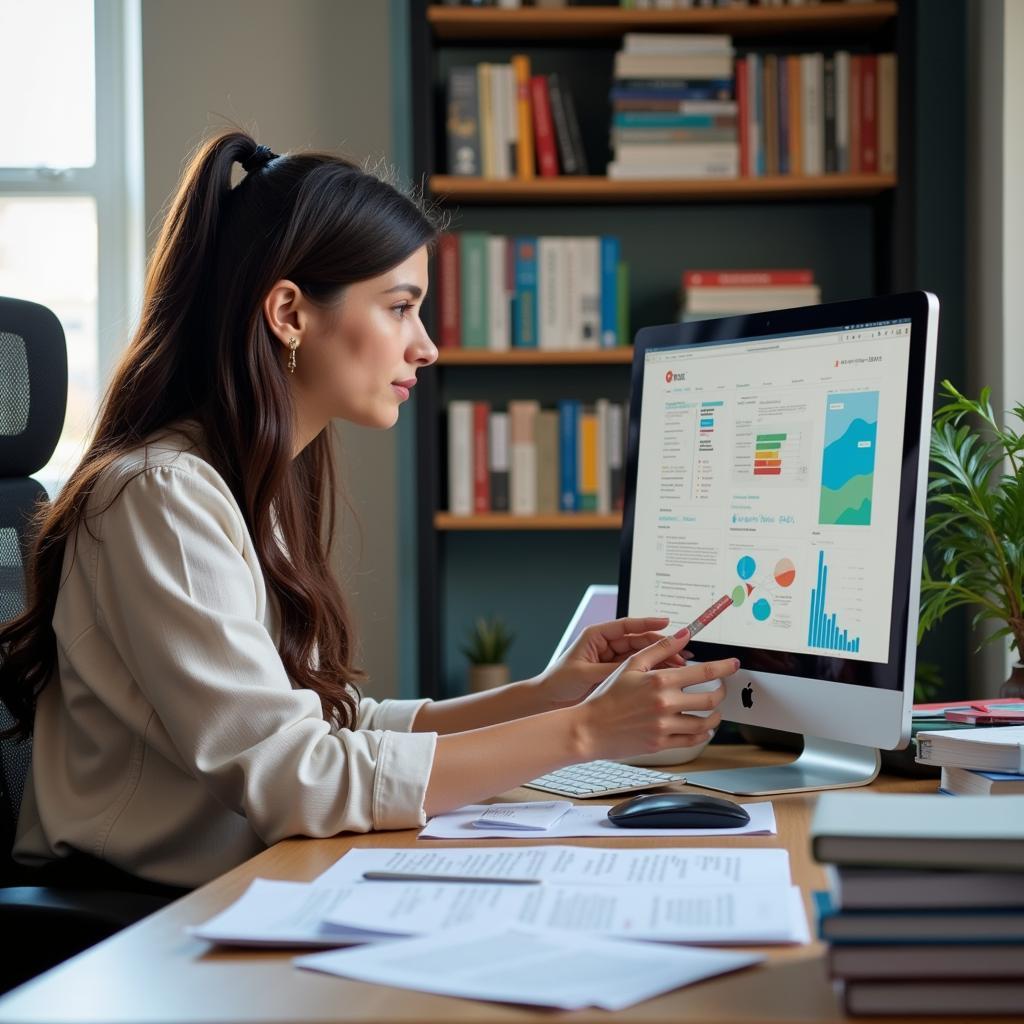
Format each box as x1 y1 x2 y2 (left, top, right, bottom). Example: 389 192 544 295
287 337 299 374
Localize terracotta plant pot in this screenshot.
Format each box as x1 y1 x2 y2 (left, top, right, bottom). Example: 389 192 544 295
468 663 510 693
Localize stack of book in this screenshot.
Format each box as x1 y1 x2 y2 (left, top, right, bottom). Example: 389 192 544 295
608 34 738 180
915 722 1024 798
736 50 896 177
811 792 1024 1017
678 268 820 320
447 399 628 516
437 232 628 350
446 55 587 180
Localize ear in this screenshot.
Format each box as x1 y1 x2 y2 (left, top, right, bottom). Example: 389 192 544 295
262 279 308 350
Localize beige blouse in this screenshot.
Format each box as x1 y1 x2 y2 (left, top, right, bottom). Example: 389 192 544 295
14 428 436 888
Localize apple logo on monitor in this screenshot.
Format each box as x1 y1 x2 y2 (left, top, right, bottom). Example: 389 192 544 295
741 683 754 709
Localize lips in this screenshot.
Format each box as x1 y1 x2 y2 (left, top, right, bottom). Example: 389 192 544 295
392 378 417 389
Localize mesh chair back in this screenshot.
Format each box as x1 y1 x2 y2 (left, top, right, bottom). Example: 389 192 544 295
0 297 67 875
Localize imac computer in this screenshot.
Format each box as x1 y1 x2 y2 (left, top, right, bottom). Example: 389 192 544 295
617 292 939 796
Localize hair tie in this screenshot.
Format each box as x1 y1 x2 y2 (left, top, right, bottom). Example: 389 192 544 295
241 144 277 174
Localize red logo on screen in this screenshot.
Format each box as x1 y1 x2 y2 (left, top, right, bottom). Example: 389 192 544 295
665 370 673 384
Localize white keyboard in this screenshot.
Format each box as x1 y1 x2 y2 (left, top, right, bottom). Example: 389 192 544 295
525 760 681 799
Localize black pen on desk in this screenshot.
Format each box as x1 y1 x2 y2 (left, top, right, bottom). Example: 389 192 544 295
361 871 540 885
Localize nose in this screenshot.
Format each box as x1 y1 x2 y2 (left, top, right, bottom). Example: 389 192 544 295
408 317 438 367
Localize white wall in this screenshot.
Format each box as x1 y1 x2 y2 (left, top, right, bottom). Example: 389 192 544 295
966 0 1024 687
141 0 402 698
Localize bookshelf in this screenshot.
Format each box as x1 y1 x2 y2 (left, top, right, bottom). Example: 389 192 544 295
410 0 917 699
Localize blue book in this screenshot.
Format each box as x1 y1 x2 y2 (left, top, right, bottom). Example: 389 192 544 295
814 891 1024 945
750 54 764 177
513 237 538 348
609 81 734 102
600 237 620 348
558 400 579 512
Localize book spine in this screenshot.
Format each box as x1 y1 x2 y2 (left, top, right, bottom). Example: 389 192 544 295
595 398 611 515
750 53 763 176
788 54 802 175
447 400 473 515
608 402 625 511
472 401 491 513
537 237 566 350
487 234 510 350
823 55 837 174
578 405 598 512
801 53 823 175
600 236 620 348
763 54 778 176
617 261 630 347
877 52 897 175
577 237 601 350
488 410 510 513
860 53 878 174
684 269 814 287
511 54 535 179
558 399 579 512
503 64 518 179
459 232 489 348
509 400 539 515
563 236 581 351
835 51 850 173
736 55 749 177
561 84 589 175
446 66 480 176
529 75 560 177
777 52 789 176
534 409 560 514
478 63 494 179
849 54 862 174
513 237 538 348
437 232 461 348
547 72 579 175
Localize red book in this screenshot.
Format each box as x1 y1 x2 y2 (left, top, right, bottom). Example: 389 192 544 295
736 57 749 177
849 55 862 174
529 75 559 177
860 54 878 173
437 232 461 348
684 269 815 288
472 401 490 513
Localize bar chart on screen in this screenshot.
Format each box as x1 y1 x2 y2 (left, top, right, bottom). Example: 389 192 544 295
807 548 864 654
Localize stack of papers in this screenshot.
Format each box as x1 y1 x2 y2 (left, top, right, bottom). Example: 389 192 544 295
190 846 807 948
422 800 776 839
472 801 572 831
296 925 764 1011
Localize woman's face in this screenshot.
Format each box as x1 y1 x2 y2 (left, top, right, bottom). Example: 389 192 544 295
286 246 437 433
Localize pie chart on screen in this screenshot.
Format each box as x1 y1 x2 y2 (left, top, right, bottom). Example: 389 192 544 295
774 558 796 588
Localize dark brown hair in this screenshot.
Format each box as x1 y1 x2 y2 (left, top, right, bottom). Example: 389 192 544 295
0 129 438 739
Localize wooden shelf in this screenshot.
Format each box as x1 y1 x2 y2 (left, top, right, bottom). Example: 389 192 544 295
428 2 897 40
435 512 622 531
429 174 897 204
437 347 633 366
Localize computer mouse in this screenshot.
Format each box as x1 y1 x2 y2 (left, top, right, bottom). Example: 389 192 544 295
606 793 751 829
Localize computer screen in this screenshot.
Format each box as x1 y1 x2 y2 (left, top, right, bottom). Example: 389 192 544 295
617 293 938 789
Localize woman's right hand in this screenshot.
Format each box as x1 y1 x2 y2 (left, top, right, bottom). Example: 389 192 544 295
573 632 736 762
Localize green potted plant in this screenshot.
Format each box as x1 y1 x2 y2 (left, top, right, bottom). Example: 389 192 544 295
919 381 1024 697
462 616 515 692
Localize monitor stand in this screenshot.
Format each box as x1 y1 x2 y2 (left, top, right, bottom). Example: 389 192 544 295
682 736 881 796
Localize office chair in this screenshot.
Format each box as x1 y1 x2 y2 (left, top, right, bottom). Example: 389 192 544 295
0 296 172 993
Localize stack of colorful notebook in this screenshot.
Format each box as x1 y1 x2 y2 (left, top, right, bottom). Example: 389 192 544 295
810 793 1024 1017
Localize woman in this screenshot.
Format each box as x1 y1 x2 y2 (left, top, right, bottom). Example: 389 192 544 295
0 131 733 891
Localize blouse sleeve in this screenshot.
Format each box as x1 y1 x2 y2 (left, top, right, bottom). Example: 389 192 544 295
91 463 437 842
355 697 432 732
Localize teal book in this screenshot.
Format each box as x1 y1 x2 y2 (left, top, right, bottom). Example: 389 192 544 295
459 232 489 349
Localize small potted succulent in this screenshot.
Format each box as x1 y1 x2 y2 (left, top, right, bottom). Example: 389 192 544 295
919 381 1024 696
462 616 515 692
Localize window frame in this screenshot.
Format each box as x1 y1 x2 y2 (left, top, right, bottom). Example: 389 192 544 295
0 0 144 388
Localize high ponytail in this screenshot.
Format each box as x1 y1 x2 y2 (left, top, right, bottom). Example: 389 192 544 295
0 128 438 739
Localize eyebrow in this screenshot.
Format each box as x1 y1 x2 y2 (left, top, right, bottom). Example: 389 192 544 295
382 283 423 299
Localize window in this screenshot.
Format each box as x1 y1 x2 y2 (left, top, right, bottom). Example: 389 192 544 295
0 0 143 486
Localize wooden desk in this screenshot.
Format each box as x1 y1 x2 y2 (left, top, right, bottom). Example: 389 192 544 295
0 745 944 1024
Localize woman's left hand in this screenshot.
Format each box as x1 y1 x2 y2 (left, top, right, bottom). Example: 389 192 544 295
535 616 692 709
